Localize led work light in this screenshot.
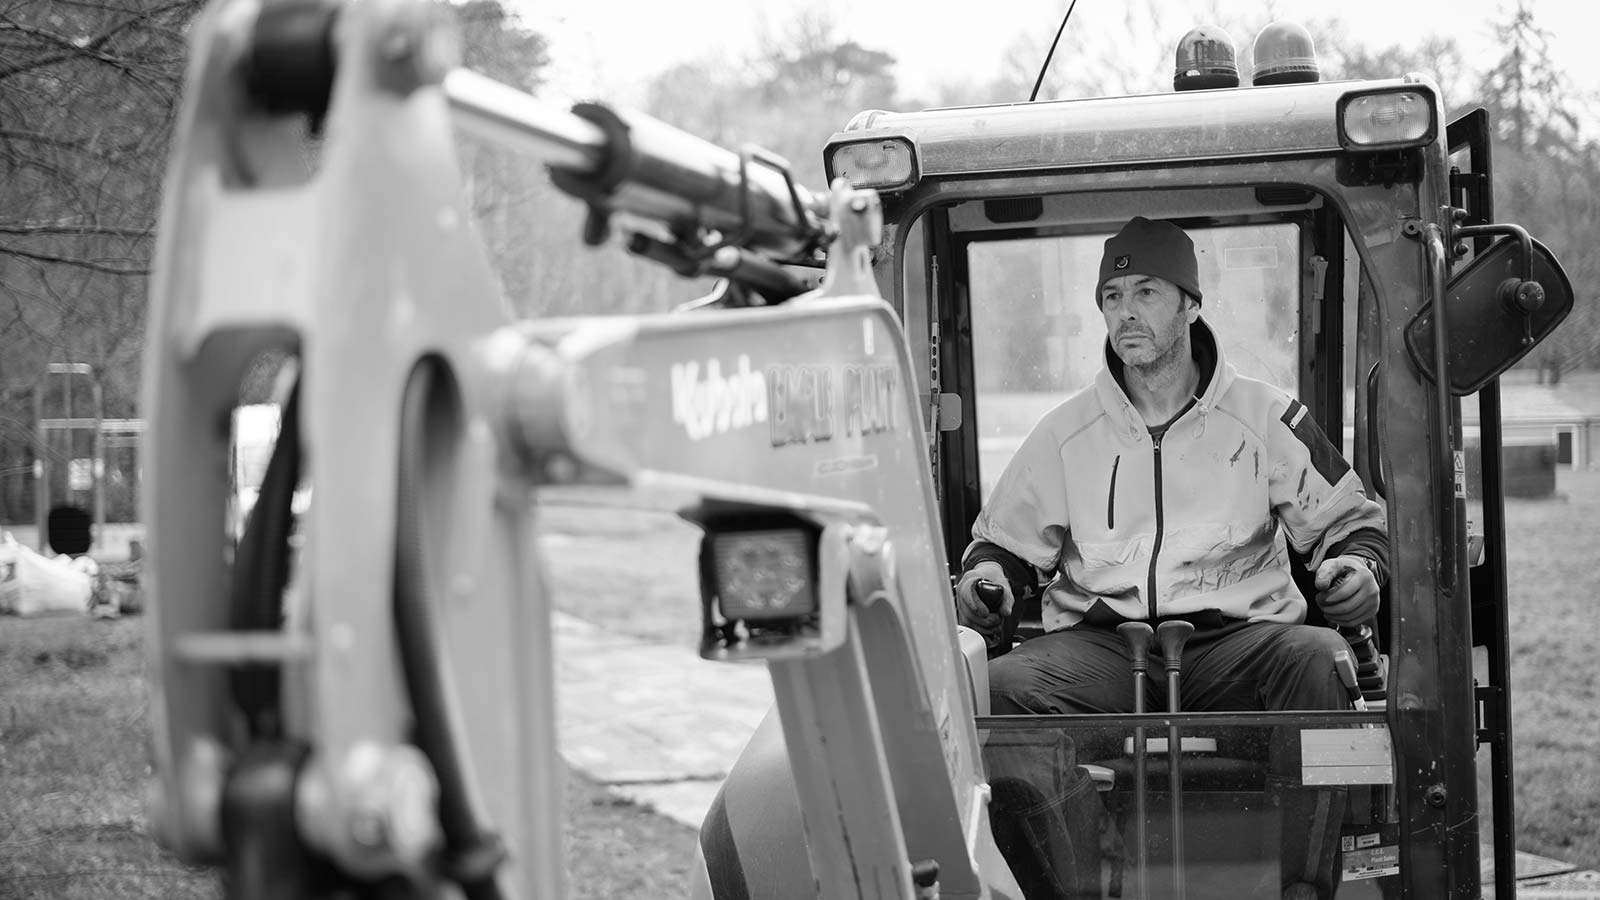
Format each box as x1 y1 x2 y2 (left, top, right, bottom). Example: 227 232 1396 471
710 528 818 621
696 515 856 662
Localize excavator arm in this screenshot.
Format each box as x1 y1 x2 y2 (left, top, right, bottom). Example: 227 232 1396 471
142 1 1009 897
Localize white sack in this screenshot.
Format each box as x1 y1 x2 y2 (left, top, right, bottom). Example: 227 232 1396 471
0 536 91 617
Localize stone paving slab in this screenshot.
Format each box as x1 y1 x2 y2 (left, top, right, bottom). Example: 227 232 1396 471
552 611 1600 892
616 781 730 831
1482 852 1600 899
553 613 771 828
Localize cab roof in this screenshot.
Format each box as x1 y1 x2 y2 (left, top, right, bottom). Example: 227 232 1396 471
828 76 1436 179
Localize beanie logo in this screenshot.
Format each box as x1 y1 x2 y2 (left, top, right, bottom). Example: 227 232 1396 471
1114 254 1131 270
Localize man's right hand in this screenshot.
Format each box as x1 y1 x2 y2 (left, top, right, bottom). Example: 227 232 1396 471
955 561 1013 643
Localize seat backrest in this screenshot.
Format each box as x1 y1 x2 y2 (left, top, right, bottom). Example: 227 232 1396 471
1012 588 1047 644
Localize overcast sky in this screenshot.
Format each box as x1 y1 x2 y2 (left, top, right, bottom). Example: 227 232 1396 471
510 0 1596 111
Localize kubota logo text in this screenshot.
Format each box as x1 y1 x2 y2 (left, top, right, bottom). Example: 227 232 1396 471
670 356 768 441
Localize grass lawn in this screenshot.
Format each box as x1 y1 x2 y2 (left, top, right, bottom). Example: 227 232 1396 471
1496 466 1600 869
0 616 696 900
0 617 221 900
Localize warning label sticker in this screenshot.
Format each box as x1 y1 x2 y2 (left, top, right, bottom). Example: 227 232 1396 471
1342 841 1401 881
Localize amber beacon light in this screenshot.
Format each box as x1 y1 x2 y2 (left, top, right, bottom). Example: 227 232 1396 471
1173 25 1240 91
1251 20 1321 85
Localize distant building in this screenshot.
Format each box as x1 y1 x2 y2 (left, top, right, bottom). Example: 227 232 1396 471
1467 384 1598 470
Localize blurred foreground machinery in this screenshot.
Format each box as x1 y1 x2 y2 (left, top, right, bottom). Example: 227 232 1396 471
145 0 990 898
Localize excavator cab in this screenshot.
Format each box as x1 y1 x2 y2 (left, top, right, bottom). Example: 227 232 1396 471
697 50 1575 887
927 196 1397 900
804 23 1573 900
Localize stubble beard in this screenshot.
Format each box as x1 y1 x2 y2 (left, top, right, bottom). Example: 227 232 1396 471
1115 315 1189 378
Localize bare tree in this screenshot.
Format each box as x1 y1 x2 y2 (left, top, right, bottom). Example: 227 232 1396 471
452 1 714 317
0 0 200 521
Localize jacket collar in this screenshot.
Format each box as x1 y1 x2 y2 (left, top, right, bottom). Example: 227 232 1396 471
1096 317 1231 432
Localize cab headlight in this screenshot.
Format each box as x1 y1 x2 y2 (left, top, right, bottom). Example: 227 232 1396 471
825 138 918 191
1338 89 1436 150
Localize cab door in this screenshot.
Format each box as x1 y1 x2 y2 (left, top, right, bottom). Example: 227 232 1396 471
1445 107 1518 900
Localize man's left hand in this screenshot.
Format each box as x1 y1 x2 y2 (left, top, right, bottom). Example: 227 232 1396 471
1312 556 1380 626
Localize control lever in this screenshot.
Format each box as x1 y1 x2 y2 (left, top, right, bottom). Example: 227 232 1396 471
1336 624 1383 694
1116 621 1155 900
1333 650 1368 712
1328 566 1384 699
1156 620 1196 900
974 579 1007 614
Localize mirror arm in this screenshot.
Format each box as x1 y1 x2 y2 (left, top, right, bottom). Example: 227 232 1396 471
1452 223 1532 282
1405 218 1574 396
1450 222 1546 345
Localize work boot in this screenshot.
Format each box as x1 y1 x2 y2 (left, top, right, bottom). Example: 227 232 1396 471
1267 776 1346 900
986 731 1108 900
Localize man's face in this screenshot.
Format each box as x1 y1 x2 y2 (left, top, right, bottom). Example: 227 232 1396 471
1099 274 1196 368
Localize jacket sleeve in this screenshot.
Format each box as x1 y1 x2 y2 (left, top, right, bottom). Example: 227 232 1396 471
1329 527 1390 587
1267 395 1388 571
962 540 1040 605
964 417 1072 574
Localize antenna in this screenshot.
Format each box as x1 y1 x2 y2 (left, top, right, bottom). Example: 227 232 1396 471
1029 0 1081 102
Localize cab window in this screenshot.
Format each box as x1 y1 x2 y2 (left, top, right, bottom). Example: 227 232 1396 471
966 223 1302 499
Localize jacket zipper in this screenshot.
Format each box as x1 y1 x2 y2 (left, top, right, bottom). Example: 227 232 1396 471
1106 455 1121 530
1147 435 1165 619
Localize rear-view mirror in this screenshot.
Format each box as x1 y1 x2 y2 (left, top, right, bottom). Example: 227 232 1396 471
1405 235 1573 396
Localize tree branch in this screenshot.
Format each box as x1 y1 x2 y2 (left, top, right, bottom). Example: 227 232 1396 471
0 2 192 89
0 222 152 239
0 127 87 152
0 244 148 276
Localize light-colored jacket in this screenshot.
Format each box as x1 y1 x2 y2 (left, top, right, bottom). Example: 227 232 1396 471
967 319 1385 633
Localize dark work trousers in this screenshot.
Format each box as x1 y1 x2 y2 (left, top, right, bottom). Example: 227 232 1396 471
988 621 1350 716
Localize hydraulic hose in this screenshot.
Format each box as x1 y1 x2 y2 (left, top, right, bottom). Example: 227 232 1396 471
229 379 303 739
393 358 509 900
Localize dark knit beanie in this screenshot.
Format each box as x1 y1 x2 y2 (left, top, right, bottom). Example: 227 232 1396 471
1096 216 1202 307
